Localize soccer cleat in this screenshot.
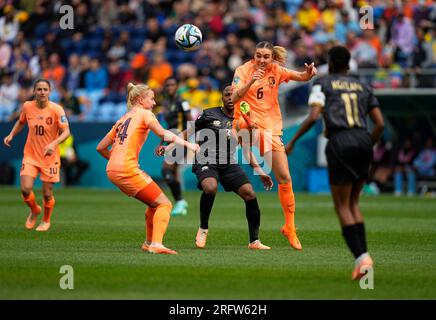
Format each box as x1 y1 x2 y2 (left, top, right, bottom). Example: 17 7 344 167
171 199 188 216
25 205 41 230
248 240 271 250
148 244 178 255
280 227 302 250
351 255 374 281
195 228 208 248
36 221 51 232
141 241 150 252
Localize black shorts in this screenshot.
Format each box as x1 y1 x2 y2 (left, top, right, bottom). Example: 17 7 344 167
192 164 251 192
325 129 373 185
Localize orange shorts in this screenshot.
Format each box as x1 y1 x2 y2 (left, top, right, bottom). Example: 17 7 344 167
107 168 158 197
20 160 60 183
234 122 285 156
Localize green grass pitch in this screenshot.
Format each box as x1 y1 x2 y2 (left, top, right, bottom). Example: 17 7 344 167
0 187 435 299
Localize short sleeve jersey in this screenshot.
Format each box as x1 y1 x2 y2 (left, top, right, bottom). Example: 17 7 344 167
162 95 191 132
194 107 237 165
106 108 159 173
19 100 69 167
232 60 301 135
308 75 379 138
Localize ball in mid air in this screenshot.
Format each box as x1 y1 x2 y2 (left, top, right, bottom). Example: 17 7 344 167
174 24 202 52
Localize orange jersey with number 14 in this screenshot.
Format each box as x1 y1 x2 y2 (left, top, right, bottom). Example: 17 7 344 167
19 100 69 167
106 107 159 173
232 60 302 135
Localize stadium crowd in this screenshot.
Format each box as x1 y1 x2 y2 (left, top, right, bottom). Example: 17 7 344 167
1 0 436 123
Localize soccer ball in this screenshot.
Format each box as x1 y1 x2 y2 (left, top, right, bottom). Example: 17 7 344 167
174 24 202 52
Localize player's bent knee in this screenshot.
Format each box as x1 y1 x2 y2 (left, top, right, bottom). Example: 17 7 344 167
202 184 218 195
21 189 32 197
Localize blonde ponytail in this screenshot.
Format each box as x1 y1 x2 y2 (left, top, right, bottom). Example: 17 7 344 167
273 46 287 66
126 82 151 109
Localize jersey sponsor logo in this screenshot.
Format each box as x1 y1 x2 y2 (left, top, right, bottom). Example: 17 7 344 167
213 120 221 127
46 117 53 125
37 116 44 120
268 76 276 87
201 166 209 171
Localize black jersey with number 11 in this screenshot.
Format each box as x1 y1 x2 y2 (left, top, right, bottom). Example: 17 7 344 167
308 75 379 138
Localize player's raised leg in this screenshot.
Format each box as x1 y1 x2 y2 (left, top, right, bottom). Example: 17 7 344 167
236 183 270 250
21 175 41 230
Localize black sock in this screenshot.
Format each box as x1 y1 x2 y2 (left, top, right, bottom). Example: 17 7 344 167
245 198 260 243
168 181 182 201
200 192 215 229
342 225 365 259
355 222 367 253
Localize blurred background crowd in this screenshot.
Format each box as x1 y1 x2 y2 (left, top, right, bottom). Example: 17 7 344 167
0 0 435 193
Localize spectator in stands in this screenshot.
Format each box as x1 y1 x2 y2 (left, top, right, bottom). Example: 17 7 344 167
42 53 66 89
391 12 415 66
0 71 19 115
335 10 361 45
148 51 173 88
394 137 418 196
63 54 81 92
0 5 19 42
59 85 89 121
0 38 12 69
97 0 118 29
369 138 394 193
413 136 436 178
411 27 434 87
78 55 91 89
296 1 320 33
85 58 108 92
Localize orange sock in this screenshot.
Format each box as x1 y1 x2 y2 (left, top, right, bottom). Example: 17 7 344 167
278 183 295 232
22 191 40 214
42 197 55 223
151 203 172 244
145 207 156 243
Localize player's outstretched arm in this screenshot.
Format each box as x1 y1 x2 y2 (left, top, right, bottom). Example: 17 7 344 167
3 119 25 147
368 107 384 145
231 69 265 103
285 63 318 82
149 121 199 153
286 104 322 155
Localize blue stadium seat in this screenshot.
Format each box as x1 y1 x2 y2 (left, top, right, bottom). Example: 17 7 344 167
132 27 147 38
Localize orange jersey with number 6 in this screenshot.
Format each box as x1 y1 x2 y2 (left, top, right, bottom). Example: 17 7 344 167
232 60 302 135
19 100 69 167
106 107 159 173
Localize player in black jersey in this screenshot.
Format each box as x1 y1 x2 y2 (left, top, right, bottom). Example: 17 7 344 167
158 85 273 250
157 77 193 216
285 46 385 280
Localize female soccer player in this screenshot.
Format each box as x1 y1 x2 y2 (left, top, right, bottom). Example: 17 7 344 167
158 85 273 250
96 83 199 255
3 79 71 231
285 46 384 279
157 77 193 216
231 41 317 250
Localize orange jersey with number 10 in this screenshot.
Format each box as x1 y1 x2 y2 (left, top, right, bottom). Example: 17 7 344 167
106 107 158 173
19 100 69 167
232 60 302 135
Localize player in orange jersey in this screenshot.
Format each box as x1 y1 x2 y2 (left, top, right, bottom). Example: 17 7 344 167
96 83 199 255
3 79 71 232
231 41 317 250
